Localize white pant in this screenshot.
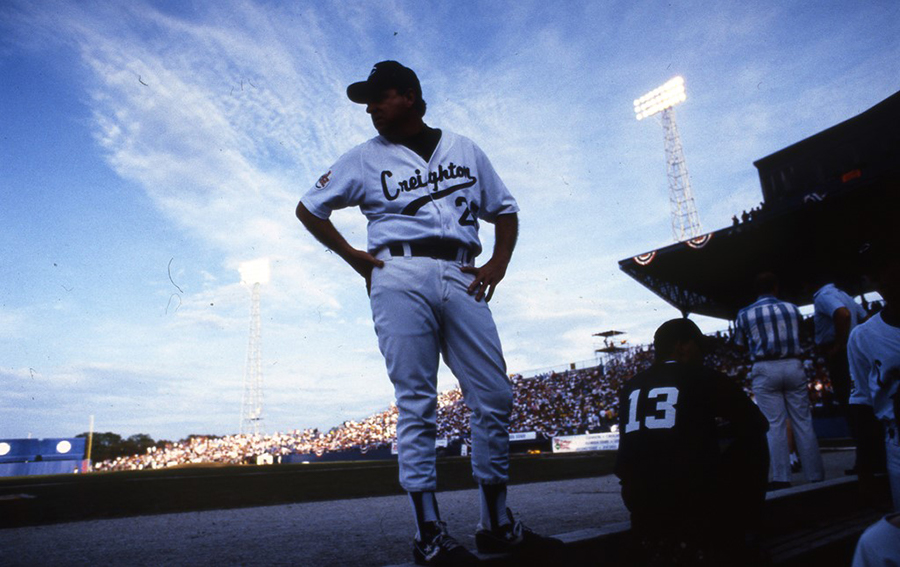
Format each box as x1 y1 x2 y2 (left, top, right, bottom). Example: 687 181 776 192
751 358 825 483
886 425 900 511
370 253 512 492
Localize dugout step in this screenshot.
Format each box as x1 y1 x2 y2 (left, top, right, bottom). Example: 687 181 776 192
387 477 889 567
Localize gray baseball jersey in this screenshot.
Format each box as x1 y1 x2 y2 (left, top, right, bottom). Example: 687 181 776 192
300 130 519 256
814 283 866 345
848 312 900 426
849 312 900 511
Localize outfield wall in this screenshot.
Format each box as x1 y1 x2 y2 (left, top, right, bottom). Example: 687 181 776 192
0 438 87 478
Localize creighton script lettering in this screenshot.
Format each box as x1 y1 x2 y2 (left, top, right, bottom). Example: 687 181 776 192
381 162 476 201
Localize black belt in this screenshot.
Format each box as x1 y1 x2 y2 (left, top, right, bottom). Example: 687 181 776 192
753 355 799 363
387 240 472 263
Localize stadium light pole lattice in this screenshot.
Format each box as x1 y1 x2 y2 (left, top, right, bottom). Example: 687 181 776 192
239 259 270 437
634 76 703 242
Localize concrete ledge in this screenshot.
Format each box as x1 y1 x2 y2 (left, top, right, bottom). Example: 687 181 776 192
764 474 854 500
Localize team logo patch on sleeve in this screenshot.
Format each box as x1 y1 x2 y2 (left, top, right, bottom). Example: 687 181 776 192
315 170 332 189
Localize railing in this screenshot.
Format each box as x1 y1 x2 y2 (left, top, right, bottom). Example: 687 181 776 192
512 359 602 380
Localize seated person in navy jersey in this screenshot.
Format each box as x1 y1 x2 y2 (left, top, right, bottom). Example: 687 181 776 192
615 318 769 566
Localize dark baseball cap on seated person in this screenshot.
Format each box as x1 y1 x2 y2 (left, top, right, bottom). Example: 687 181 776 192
653 317 710 361
346 61 422 104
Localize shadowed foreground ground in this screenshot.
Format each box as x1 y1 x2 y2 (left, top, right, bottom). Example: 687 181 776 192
2 451 858 566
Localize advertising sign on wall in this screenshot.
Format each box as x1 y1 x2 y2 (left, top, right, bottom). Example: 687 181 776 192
551 432 619 453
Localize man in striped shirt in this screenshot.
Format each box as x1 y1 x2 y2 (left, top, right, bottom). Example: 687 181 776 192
735 272 824 488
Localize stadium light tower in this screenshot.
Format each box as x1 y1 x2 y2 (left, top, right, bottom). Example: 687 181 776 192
239 258 270 436
634 76 703 242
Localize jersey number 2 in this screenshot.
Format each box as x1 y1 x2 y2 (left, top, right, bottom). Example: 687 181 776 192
455 197 479 227
625 387 679 433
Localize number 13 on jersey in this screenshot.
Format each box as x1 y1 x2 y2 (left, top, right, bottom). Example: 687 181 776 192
625 387 680 433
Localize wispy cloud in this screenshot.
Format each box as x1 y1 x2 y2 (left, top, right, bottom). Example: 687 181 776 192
2 0 898 439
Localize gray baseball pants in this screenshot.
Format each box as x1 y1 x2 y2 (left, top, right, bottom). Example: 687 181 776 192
370 252 512 492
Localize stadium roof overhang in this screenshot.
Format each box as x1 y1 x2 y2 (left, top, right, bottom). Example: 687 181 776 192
621 91 900 320
618 166 900 321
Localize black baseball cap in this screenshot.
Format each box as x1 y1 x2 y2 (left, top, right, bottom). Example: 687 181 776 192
346 61 422 104
653 317 709 360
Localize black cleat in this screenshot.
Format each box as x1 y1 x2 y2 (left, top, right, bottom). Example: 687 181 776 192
413 521 479 566
474 509 563 556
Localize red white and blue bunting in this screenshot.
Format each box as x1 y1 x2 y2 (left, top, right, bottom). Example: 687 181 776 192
633 251 657 266
685 233 713 249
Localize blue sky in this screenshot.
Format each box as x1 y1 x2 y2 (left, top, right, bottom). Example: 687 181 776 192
2 1 898 441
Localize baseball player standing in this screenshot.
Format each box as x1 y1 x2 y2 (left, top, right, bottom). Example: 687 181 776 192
849 242 900 511
734 272 825 490
296 61 560 565
814 280 867 406
814 279 883 477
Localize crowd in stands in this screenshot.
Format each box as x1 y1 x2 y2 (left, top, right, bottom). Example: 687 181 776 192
504 347 655 438
94 326 840 472
93 411 400 471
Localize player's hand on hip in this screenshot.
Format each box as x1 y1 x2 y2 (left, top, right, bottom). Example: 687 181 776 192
346 249 384 293
461 258 508 303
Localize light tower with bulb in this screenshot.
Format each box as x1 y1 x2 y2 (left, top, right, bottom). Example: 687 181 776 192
238 258 270 436
634 76 703 242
